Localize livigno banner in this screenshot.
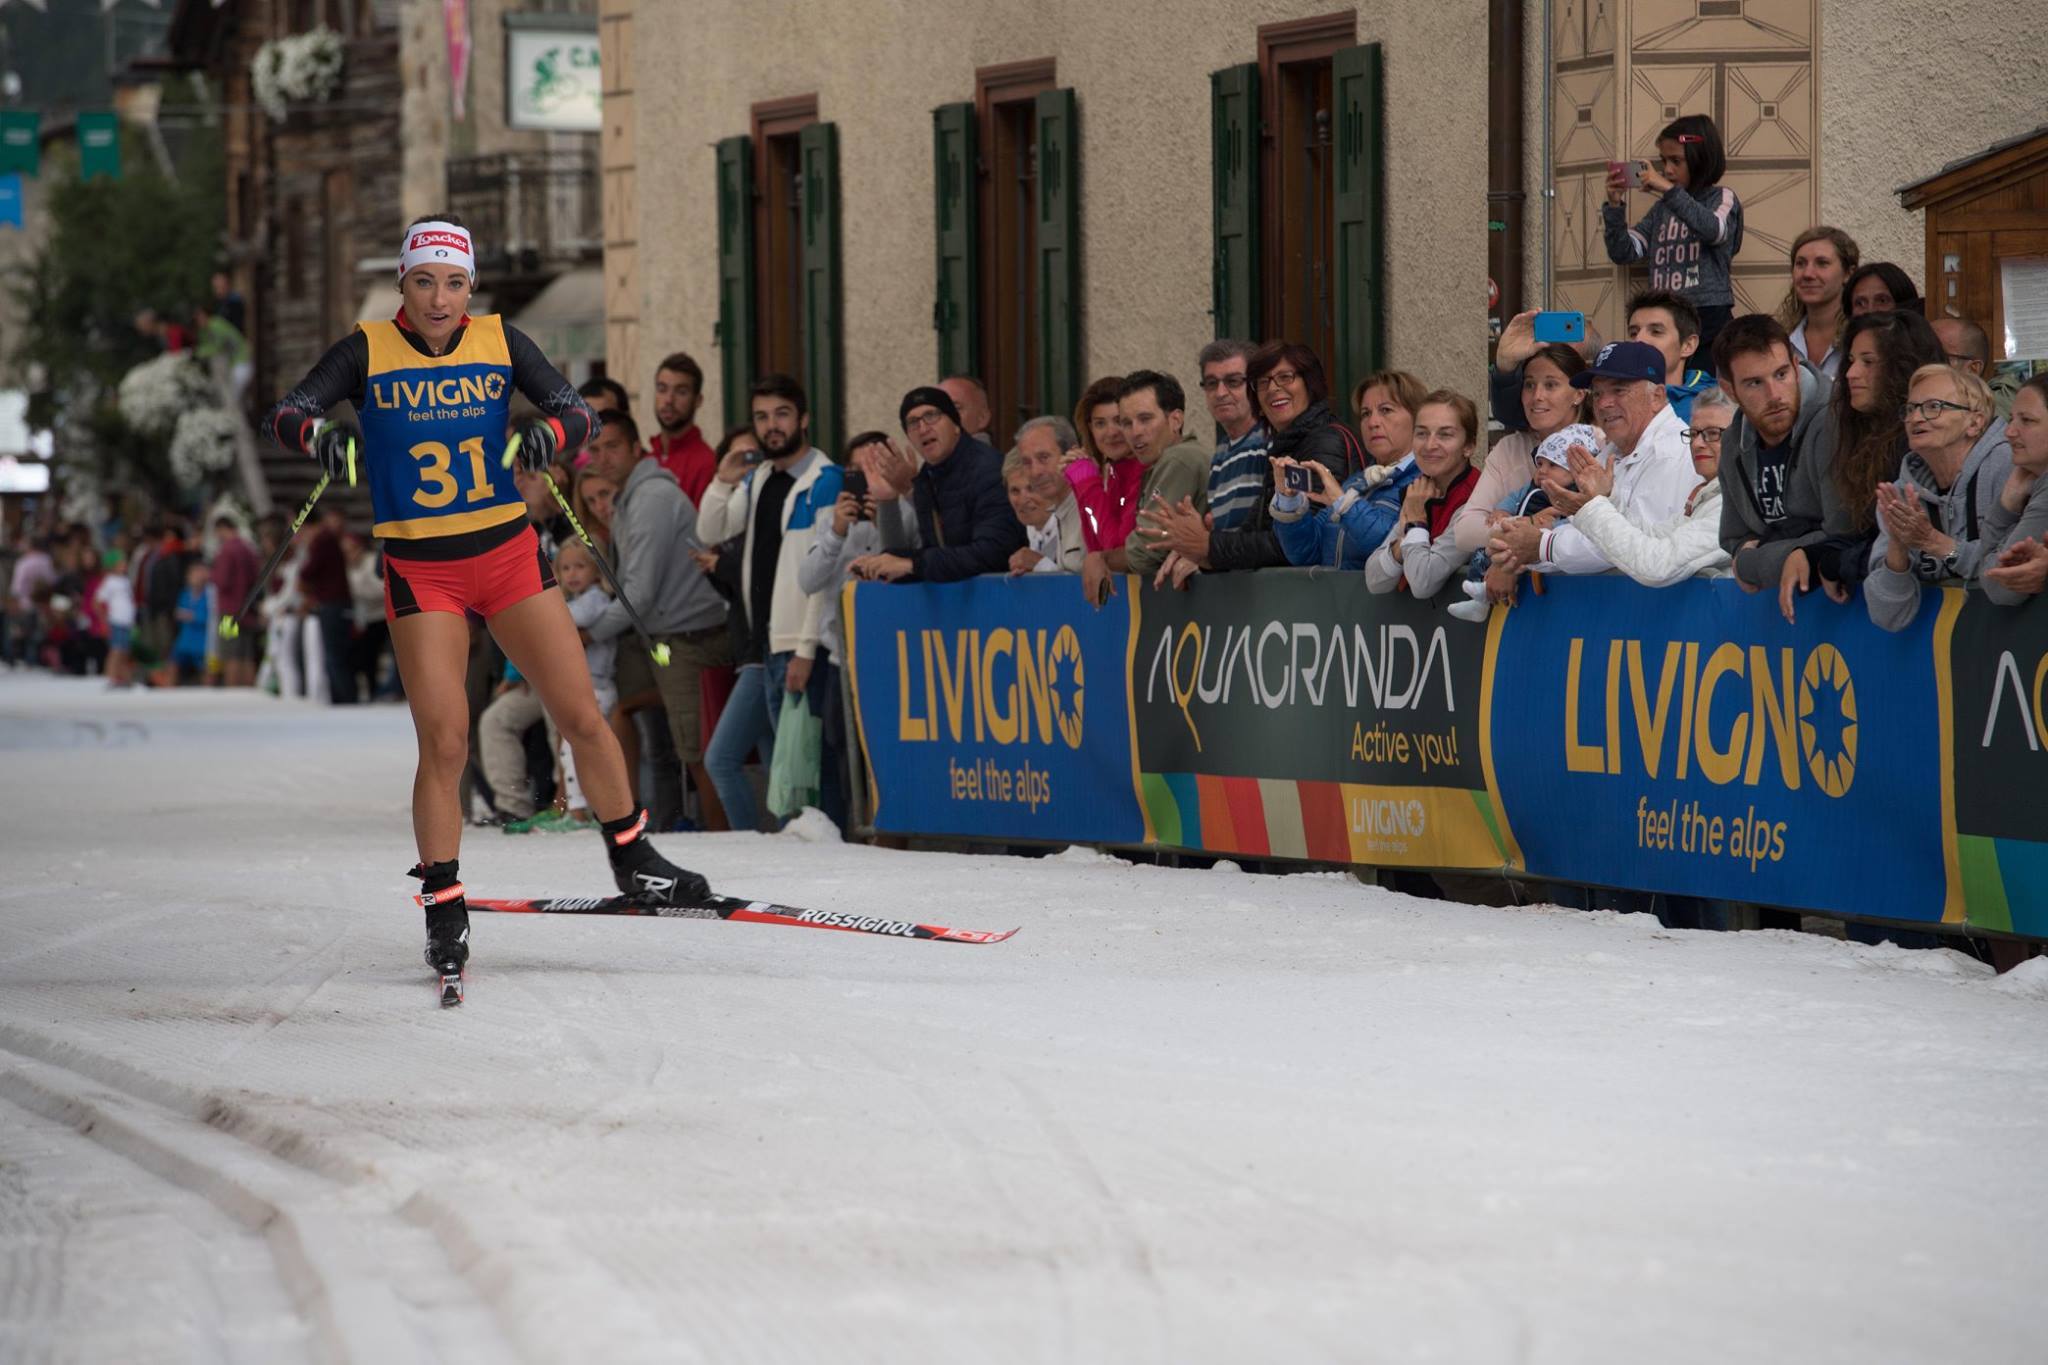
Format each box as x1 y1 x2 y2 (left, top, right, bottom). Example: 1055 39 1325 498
1945 590 2048 938
1486 577 1955 920
1129 573 1510 868
843 576 1144 844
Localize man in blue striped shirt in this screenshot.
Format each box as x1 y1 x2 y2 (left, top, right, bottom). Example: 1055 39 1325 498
1199 339 1270 531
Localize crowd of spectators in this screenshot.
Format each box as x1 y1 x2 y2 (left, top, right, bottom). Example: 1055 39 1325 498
12 110 2048 861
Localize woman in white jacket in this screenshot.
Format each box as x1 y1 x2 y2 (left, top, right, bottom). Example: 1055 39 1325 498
1563 388 1735 587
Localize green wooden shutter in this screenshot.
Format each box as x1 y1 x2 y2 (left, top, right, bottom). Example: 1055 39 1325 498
1034 87 1080 420
1332 44 1385 394
932 102 979 379
715 135 757 432
799 121 844 458
1210 64 1260 342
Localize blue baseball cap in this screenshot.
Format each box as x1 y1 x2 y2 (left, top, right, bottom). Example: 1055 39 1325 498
1571 340 1667 389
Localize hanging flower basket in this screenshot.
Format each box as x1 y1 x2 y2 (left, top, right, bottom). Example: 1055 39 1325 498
117 352 216 438
252 27 347 122
169 407 242 489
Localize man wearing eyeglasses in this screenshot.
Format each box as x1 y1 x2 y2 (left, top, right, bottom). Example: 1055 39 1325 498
1196 340 1269 532
1709 312 1841 597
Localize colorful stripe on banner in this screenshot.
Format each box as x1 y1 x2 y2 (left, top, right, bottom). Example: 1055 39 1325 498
1957 835 2048 939
1141 773 1508 868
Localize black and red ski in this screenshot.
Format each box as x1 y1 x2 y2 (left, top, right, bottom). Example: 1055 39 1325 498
467 893 1018 945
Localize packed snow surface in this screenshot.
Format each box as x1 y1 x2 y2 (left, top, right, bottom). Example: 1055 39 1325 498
2 674 2044 1364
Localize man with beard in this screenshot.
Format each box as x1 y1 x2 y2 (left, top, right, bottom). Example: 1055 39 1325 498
850 385 1023 584
1710 313 1837 590
697 374 846 830
649 352 717 506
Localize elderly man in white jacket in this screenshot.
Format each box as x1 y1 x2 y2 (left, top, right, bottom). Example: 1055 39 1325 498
1563 388 1736 586
1490 341 1699 577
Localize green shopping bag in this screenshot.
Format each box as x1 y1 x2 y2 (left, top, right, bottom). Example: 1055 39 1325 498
766 689 824 818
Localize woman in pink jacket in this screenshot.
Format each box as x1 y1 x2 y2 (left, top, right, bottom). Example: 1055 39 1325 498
1064 374 1144 551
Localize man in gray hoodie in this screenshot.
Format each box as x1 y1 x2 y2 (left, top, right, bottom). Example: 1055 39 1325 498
584 411 733 829
1713 313 1839 592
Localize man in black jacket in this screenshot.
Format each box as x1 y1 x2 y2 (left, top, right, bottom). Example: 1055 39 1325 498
851 386 1025 583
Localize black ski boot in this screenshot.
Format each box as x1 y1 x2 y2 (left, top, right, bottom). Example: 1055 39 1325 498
601 808 712 906
410 860 470 1005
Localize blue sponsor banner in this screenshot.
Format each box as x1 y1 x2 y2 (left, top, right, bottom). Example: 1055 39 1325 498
1487 578 1952 920
843 576 1144 844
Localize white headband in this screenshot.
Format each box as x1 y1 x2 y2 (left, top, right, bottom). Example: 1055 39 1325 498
398 221 476 280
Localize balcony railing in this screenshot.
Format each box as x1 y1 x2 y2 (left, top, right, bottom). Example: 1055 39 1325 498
446 149 601 278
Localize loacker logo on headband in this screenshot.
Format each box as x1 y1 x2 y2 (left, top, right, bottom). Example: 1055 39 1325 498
407 230 471 254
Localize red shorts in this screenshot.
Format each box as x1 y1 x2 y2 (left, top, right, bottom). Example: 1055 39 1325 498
384 526 556 622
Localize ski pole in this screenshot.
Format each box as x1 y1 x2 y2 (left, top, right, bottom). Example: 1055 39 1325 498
219 470 332 640
504 432 671 667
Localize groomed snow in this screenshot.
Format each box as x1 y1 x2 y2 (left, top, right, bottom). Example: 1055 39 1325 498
2 673 2044 1364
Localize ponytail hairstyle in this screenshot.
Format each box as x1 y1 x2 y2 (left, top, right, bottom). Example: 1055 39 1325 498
1775 225 1860 329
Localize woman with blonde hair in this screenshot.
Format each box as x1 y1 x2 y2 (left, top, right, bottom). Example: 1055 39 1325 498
1866 364 2012 632
572 465 621 560
1775 225 1859 379
1351 368 1428 468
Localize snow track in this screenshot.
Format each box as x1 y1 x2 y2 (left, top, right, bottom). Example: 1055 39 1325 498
4 674 2048 1363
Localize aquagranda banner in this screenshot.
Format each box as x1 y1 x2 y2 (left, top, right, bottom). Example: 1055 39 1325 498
1128 572 1510 869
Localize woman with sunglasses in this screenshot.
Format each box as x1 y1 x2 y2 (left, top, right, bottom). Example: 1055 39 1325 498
1144 343 1366 586
1866 365 2013 632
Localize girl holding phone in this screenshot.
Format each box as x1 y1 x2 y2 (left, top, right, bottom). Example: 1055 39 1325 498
1602 114 1744 356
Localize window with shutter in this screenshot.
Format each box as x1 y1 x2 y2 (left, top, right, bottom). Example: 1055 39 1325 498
971 60 1055 450
1034 87 1080 423
715 134 757 431
746 95 819 428
799 121 844 458
1211 64 1261 342
1333 43 1386 395
932 102 979 382
1254 14 1354 382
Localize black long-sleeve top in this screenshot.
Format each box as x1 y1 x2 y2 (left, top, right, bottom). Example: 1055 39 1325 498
263 316 596 560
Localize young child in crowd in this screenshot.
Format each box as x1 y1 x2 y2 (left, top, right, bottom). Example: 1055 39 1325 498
92 547 137 687
507 540 616 832
171 559 213 684
1449 423 1602 623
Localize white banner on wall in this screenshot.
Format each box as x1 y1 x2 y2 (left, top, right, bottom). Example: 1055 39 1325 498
506 23 600 133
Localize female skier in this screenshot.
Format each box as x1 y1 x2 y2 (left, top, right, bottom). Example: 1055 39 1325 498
262 214 709 996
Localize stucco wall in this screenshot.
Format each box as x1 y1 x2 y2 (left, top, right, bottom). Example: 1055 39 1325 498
626 0 1490 439
1518 0 2037 340
1816 0 2036 287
